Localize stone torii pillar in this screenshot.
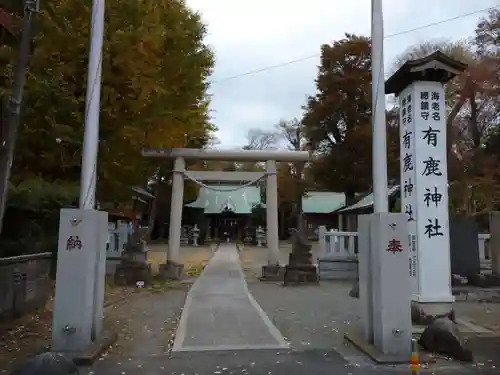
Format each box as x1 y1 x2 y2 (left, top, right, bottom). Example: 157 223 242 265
164 156 185 278
265 159 280 265
142 148 310 280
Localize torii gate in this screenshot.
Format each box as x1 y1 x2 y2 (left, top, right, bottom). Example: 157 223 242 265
142 148 311 279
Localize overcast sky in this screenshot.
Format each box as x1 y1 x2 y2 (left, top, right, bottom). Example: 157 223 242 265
186 0 499 148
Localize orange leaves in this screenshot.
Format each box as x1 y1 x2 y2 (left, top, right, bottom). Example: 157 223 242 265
5 0 215 205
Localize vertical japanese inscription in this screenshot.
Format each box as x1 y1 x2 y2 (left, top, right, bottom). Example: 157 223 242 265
414 83 449 243
399 87 416 224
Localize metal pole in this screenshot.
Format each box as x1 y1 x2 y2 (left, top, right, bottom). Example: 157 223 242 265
0 0 39 235
371 0 389 213
79 0 105 209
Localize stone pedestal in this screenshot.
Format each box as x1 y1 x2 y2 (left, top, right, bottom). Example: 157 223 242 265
283 229 319 286
114 228 151 286
114 260 152 286
52 209 108 353
318 259 358 280
159 261 184 280
370 213 412 360
260 264 285 281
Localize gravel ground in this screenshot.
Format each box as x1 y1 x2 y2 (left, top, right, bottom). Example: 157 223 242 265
247 280 358 350
241 244 500 373
240 244 500 335
453 302 500 332
1 244 209 373
100 284 189 359
0 282 140 373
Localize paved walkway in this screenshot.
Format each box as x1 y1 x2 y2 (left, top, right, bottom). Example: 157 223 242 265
172 244 288 352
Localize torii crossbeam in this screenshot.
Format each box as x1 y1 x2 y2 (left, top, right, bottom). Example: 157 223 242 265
142 148 310 280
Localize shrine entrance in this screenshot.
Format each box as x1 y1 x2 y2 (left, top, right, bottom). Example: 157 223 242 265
142 148 310 278
217 213 239 242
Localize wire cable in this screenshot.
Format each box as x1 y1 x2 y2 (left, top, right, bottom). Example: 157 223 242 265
79 4 498 205
211 6 498 84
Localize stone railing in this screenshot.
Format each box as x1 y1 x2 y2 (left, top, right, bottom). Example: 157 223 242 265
317 228 492 280
317 228 358 280
318 228 358 259
0 252 52 321
478 233 490 264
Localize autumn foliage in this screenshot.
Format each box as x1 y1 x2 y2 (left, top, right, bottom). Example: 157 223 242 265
0 0 215 205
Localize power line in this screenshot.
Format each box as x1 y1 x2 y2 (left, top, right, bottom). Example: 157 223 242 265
211 6 498 84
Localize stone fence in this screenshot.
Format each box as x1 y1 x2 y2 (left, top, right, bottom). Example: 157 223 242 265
317 226 492 281
0 252 52 321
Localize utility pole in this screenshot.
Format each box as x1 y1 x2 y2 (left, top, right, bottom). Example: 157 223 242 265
371 0 389 213
0 0 40 235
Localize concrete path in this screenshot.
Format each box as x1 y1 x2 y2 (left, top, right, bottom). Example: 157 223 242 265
172 244 289 352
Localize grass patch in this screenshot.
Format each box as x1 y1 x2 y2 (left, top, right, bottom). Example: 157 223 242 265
184 262 206 277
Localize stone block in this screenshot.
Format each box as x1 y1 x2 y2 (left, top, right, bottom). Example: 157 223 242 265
159 262 184 280
283 264 319 286
468 273 500 287
370 213 412 360
418 317 473 362
260 264 285 281
9 352 78 375
52 209 107 353
317 258 358 280
114 261 152 286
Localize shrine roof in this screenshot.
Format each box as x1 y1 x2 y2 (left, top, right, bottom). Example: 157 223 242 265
337 185 400 214
385 51 467 96
186 187 346 215
302 192 346 214
185 185 262 214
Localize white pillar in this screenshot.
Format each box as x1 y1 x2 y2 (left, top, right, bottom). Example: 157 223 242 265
398 81 453 310
79 0 104 210
370 213 412 359
357 215 374 343
52 209 107 352
266 160 280 265
318 225 327 257
371 0 389 213
168 157 185 264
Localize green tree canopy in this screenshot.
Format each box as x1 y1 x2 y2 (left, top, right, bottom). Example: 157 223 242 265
302 33 398 202
0 0 215 206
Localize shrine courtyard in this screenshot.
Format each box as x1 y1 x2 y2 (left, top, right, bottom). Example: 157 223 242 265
60 243 500 375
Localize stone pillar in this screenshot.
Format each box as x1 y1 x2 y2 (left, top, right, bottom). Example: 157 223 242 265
387 53 466 316
318 225 327 256
370 212 412 360
489 212 500 275
52 208 107 352
357 215 373 343
161 157 185 279
397 81 454 313
265 159 280 265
